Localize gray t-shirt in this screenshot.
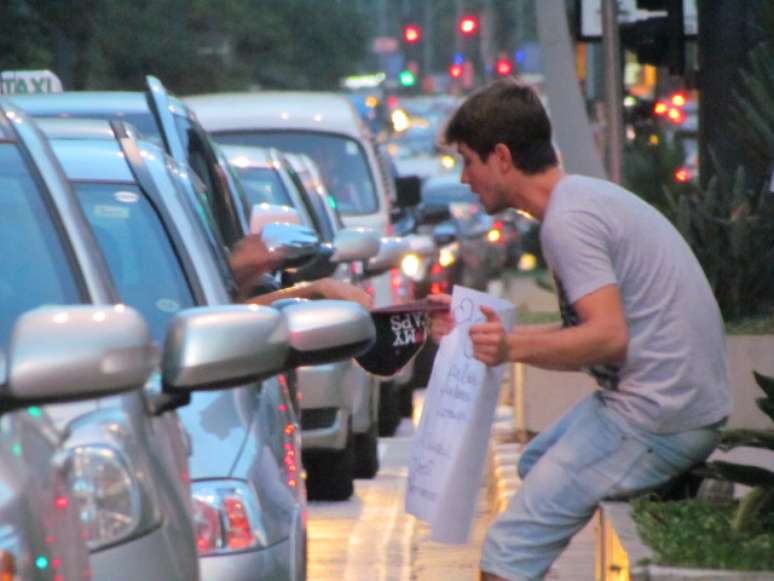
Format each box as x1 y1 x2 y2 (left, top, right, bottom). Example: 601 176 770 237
540 174 731 433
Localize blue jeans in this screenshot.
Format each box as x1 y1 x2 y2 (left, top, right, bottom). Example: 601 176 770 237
480 392 723 581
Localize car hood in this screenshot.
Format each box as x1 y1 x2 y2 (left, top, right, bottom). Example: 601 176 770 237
177 387 257 479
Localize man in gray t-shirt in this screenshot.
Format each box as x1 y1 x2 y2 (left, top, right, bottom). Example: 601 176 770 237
430 79 730 581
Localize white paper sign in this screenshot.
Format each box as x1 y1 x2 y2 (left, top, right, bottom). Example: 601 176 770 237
405 286 517 544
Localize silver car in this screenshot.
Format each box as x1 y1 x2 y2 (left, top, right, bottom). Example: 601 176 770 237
223 145 385 485
14 81 383 499
1 101 163 581
39 118 375 579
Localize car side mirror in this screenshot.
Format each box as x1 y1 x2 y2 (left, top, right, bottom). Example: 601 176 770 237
260 222 322 270
2 305 155 409
331 227 380 263
162 305 289 391
395 175 422 208
366 236 411 276
274 299 375 367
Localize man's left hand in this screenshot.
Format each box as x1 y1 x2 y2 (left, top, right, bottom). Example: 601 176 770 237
469 306 509 366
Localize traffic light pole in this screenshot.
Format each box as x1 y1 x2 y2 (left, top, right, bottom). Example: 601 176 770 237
601 0 624 184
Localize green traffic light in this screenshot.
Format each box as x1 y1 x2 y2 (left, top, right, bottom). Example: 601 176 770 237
399 70 416 87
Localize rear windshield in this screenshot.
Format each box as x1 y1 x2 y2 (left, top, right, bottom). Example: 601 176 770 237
0 144 82 350
73 182 195 342
214 131 379 216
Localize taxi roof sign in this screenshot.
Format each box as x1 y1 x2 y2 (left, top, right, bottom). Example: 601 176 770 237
0 70 63 95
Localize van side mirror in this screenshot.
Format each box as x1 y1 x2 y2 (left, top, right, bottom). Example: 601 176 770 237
395 175 421 208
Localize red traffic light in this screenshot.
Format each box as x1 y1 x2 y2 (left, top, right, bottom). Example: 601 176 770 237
495 58 513 76
402 24 421 44
449 64 463 79
459 15 479 35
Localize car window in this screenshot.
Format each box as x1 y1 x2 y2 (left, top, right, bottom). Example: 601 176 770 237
215 131 379 216
232 166 293 207
284 164 335 242
0 144 83 350
168 165 240 299
73 182 195 342
173 116 244 247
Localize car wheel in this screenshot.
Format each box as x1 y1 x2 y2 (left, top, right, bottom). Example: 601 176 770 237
378 381 400 437
303 432 355 501
353 421 379 479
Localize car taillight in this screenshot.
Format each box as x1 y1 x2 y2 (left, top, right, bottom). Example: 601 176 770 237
193 498 222 553
223 497 253 550
192 481 267 555
0 551 16 581
390 268 412 303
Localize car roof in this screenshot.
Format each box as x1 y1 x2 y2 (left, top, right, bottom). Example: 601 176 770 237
186 91 367 139
35 117 126 141
11 91 148 116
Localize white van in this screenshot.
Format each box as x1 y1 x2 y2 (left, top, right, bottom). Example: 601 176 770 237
185 91 404 307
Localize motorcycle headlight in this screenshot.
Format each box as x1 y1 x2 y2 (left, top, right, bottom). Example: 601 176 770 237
192 480 267 555
68 445 143 550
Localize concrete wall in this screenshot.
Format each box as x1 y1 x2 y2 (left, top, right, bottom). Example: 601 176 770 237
726 335 774 430
514 335 774 434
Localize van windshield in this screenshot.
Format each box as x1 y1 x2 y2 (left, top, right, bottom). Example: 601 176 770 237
214 131 379 216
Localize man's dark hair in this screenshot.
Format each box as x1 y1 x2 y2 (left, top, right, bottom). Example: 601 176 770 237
444 79 558 174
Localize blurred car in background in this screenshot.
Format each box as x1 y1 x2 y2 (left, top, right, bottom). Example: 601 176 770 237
419 174 511 291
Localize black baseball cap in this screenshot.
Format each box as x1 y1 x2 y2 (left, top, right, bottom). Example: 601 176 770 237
355 299 449 377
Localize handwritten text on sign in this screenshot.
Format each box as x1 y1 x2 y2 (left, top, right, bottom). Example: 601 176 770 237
406 286 516 543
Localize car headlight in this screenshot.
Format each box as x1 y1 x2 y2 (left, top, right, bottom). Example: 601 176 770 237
400 252 423 281
438 244 457 268
68 444 143 550
192 480 267 555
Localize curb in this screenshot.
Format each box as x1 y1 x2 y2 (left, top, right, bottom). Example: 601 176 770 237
488 406 523 514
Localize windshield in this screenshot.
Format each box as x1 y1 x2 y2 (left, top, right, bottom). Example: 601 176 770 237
73 182 195 342
0 143 83 350
231 166 293 207
214 131 379 216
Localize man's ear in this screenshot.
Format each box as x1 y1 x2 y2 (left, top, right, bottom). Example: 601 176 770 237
493 143 513 172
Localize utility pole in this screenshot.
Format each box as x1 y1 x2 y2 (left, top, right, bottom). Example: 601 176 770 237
601 0 624 184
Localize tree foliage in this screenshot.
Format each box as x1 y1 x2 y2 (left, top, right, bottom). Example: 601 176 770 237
0 0 371 93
